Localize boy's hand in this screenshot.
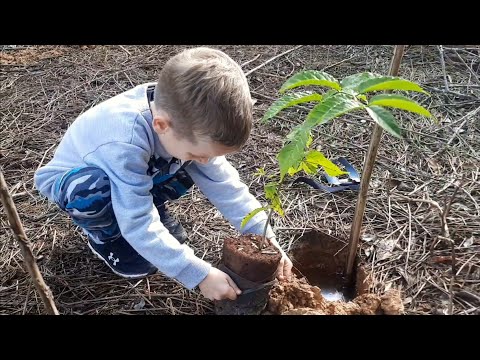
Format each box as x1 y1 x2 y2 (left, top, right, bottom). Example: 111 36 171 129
199 267 242 301
276 252 293 281
268 237 293 281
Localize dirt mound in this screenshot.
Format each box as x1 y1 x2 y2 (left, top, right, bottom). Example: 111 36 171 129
380 289 405 315
268 275 404 315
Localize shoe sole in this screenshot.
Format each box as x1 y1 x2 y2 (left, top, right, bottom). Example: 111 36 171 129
87 240 151 279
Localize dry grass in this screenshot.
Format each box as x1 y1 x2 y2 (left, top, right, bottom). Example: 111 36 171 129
1 45 479 314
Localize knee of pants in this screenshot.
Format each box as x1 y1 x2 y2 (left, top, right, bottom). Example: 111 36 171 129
54 166 112 219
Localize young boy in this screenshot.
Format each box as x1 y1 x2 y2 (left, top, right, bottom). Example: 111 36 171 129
34 47 292 301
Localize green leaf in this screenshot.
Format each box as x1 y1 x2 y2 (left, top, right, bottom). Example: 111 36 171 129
341 72 428 95
306 92 363 127
264 182 278 201
358 78 427 94
278 125 310 181
262 91 323 122
288 160 316 176
341 73 378 92
306 134 313 148
357 94 368 103
300 161 318 175
368 94 432 117
323 89 339 100
241 206 270 229
264 182 284 216
303 150 347 177
254 167 266 177
287 150 346 178
287 165 303 176
286 125 310 142
291 159 318 176
280 70 341 93
365 105 402 138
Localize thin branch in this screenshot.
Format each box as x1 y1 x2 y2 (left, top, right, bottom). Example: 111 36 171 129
453 50 480 84
432 106 480 157
394 194 448 240
394 178 464 248
438 45 450 91
241 54 261 68
244 46 304 77
448 232 456 315
0 170 59 315
422 85 477 100
118 45 131 56
320 55 357 71
443 179 464 227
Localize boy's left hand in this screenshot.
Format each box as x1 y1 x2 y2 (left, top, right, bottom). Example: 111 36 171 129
268 237 293 281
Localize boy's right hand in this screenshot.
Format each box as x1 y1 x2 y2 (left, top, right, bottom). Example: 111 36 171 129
199 267 242 301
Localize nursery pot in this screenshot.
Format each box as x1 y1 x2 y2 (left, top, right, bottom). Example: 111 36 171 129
214 234 282 315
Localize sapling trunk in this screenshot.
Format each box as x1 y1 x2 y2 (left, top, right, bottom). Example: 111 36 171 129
345 45 406 281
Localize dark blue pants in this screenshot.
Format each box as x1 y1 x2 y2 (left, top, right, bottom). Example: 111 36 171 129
52 158 194 277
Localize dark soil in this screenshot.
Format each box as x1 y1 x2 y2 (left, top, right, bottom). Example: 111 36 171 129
223 234 281 283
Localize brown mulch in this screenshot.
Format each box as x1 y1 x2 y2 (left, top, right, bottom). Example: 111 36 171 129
1 45 479 314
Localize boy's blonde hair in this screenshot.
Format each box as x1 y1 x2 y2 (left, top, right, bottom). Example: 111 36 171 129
154 47 253 148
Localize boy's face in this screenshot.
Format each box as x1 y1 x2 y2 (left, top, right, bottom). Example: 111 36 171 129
152 115 238 164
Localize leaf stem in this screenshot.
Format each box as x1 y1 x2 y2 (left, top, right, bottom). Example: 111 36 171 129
262 207 274 248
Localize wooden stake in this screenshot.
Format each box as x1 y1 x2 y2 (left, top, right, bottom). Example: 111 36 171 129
0 170 59 315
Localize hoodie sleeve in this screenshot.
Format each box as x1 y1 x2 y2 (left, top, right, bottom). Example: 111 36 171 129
82 120 211 290
186 156 275 239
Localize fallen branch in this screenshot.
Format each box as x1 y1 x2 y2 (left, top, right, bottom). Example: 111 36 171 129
241 54 261 68
320 55 357 71
395 195 449 239
422 85 478 100
453 50 480 84
432 105 480 157
0 169 59 315
448 233 456 315
244 45 304 77
438 45 450 91
394 183 461 245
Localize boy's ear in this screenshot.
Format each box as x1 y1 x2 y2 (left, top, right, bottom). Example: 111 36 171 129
152 114 171 134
